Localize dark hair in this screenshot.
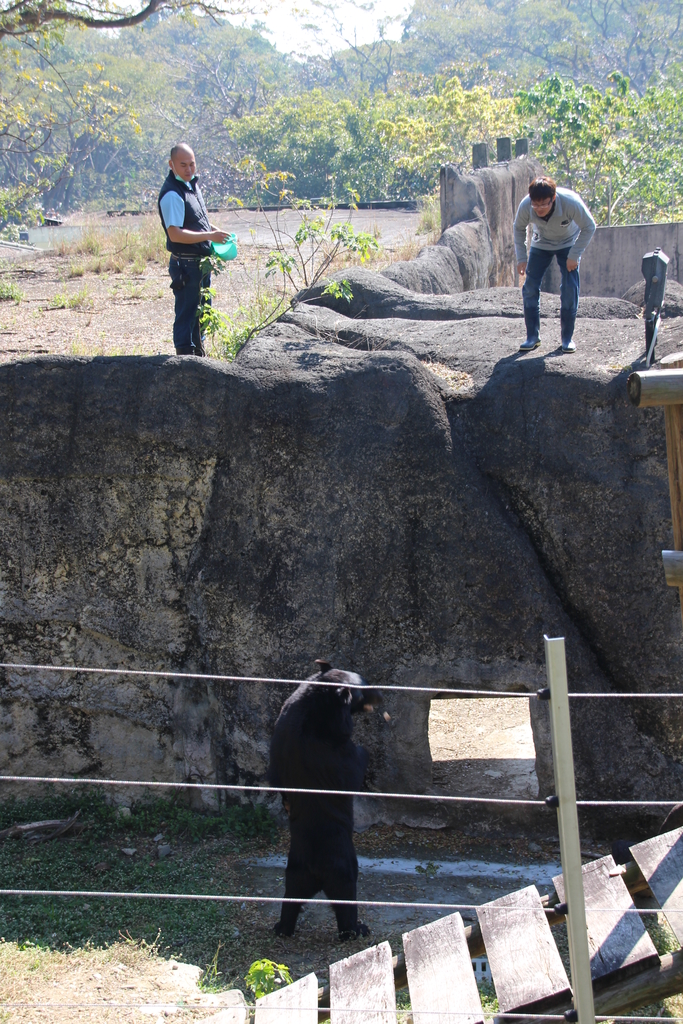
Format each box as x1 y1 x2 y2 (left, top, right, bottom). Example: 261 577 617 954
528 176 556 201
170 143 193 160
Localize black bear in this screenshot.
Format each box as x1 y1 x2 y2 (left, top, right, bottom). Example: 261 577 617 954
269 660 381 939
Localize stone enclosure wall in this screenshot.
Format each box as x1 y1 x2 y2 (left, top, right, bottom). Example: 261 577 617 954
2 322 683 836
3 159 683 836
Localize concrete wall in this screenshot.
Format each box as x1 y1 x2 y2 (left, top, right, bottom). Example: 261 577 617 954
542 222 683 298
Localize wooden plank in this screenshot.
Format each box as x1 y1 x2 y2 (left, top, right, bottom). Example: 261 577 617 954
631 827 683 944
255 972 318 1024
329 942 396 1024
553 855 659 984
403 912 484 1024
476 884 571 1013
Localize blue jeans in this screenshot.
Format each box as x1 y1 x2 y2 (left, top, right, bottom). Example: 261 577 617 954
168 257 210 355
522 246 579 345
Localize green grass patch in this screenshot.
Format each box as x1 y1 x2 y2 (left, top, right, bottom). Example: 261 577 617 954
0 793 278 971
0 279 23 302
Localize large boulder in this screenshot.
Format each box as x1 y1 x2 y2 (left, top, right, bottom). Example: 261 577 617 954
622 278 683 318
0 306 681 836
295 272 639 322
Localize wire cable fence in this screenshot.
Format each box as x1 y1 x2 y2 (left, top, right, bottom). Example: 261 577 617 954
5 660 683 699
1 658 682 1021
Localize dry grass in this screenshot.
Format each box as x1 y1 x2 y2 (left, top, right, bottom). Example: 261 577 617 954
57 220 167 275
417 195 441 241
0 210 429 362
423 362 475 391
0 936 239 1023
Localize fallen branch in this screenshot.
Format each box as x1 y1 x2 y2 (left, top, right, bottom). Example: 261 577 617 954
0 810 82 842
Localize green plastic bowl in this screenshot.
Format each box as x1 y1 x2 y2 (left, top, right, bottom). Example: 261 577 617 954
211 234 238 261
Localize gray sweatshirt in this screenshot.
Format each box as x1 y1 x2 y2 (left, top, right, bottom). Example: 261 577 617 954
514 187 596 263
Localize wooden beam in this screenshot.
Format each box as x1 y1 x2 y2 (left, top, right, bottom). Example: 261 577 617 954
563 949 683 1018
627 368 683 407
663 550 683 586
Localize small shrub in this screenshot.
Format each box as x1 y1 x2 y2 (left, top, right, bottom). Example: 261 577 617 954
245 959 292 999
0 279 23 302
68 263 85 278
48 287 92 310
417 194 440 236
201 287 285 362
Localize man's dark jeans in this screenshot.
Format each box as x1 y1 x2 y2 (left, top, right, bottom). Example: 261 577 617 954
169 257 210 356
522 246 579 346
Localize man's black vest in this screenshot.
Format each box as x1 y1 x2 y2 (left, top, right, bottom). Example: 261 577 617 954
158 171 212 257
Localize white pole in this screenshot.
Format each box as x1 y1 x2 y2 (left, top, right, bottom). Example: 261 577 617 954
544 635 596 1024
608 175 612 227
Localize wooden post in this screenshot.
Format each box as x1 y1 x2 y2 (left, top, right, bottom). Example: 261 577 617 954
662 353 683 627
544 635 596 1024
628 352 683 628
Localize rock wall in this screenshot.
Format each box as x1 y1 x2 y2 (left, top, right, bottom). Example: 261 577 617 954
366 159 540 298
2 291 683 836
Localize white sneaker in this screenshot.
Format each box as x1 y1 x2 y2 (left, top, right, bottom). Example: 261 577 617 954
562 339 576 353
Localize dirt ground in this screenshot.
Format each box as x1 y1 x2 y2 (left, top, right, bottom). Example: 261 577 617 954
0 247 264 362
429 697 539 799
0 210 429 363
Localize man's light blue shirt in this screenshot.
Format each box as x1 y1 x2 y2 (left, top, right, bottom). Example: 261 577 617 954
514 187 596 263
159 176 191 230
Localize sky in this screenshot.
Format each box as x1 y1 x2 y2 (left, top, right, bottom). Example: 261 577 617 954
231 0 411 56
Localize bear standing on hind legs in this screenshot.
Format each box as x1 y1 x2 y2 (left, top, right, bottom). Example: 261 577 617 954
268 660 381 939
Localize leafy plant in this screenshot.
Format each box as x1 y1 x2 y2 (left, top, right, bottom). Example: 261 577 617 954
322 279 353 303
48 287 92 309
0 279 22 302
245 958 293 999
415 861 441 877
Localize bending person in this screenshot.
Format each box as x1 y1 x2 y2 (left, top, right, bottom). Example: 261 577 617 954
158 143 229 356
514 176 596 354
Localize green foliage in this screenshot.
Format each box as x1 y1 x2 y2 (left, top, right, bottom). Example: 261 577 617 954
199 943 224 991
478 980 498 1009
0 278 22 301
644 912 680 956
245 958 293 999
0 793 278 964
414 861 440 877
0 793 277 842
229 78 521 201
400 0 683 94
518 73 683 225
322 279 353 303
48 286 92 309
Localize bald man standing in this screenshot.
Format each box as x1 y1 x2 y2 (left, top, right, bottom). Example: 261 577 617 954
158 144 229 356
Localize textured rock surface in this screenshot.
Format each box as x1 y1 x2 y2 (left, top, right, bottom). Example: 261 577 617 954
384 159 541 296
2 305 683 833
295 273 639 322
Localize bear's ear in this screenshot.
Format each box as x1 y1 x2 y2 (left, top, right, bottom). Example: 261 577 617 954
315 658 333 673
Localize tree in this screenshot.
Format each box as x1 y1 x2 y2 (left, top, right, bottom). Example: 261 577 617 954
400 0 683 94
517 73 683 224
0 0 254 42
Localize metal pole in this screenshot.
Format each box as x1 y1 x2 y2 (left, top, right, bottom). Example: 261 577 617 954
544 635 596 1024
608 175 612 227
